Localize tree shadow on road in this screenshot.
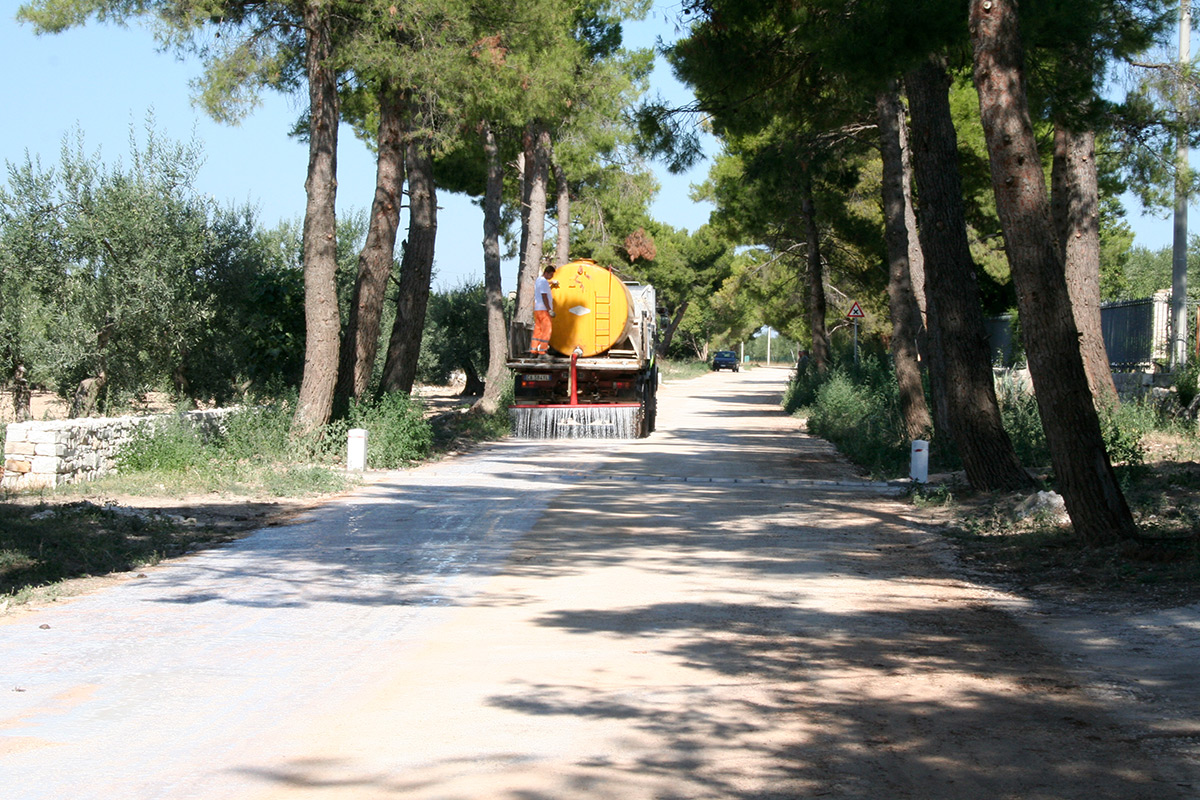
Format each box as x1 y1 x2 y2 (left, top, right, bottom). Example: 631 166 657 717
471 480 1189 799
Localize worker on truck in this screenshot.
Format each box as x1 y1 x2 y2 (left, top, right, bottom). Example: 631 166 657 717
531 265 557 358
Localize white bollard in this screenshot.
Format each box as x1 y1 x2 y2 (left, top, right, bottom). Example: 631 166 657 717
347 428 368 471
910 439 929 484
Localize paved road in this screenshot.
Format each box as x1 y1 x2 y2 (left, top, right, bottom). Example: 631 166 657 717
1 367 1195 799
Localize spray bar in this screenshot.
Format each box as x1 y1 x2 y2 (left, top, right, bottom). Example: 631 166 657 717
510 403 640 409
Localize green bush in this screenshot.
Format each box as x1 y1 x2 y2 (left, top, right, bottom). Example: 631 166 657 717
783 358 823 414
1172 361 1200 410
1098 399 1150 468
994 374 1049 467
214 400 348 466
217 403 296 463
993 374 1151 470
807 371 867 436
788 354 1178 482
804 358 907 477
116 417 219 475
348 393 434 469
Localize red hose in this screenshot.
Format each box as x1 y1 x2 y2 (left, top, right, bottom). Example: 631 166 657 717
569 350 580 406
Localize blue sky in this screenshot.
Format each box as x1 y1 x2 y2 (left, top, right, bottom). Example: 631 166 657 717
1 2 714 294
0 2 1186 298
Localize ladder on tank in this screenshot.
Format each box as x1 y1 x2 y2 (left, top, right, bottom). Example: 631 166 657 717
592 272 611 354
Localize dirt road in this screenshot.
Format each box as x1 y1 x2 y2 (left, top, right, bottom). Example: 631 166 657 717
2 367 1197 798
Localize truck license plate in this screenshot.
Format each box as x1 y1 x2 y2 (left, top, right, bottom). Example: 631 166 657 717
522 373 551 381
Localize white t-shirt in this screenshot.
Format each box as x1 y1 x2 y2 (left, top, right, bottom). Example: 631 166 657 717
534 275 553 311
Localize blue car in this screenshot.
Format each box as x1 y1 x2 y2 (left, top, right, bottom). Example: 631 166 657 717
711 350 740 371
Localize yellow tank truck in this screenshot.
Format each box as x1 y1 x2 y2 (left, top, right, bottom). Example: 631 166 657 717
508 259 659 439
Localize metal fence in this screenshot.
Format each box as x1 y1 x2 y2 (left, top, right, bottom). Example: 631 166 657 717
1101 293 1171 369
985 291 1197 371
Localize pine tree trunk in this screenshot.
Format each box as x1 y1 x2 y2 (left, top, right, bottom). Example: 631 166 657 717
1051 124 1118 404
800 173 830 373
877 84 933 442
906 56 1031 491
900 81 950 441
379 140 437 396
516 149 529 302
658 300 690 356
461 361 485 396
477 123 509 414
902 112 927 324
554 160 571 265
971 0 1136 542
293 1 341 434
515 123 550 326
334 83 406 415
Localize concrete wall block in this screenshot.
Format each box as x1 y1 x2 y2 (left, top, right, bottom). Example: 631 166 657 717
6 472 60 490
5 441 36 456
34 442 69 457
5 421 33 442
26 428 61 445
30 456 66 474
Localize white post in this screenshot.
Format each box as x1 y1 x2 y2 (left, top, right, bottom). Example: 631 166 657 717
910 440 929 484
347 428 368 471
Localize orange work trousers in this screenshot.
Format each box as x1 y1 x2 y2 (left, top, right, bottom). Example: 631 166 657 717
531 309 553 355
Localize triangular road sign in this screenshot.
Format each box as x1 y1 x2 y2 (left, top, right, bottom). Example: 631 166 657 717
847 302 865 319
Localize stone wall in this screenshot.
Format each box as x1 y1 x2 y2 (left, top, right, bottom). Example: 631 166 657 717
3 409 232 491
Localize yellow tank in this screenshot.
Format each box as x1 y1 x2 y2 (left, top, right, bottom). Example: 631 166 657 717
548 259 633 357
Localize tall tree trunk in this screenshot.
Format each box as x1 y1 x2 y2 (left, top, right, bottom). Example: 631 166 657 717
900 81 949 440
476 122 509 414
460 360 485 396
799 172 830 373
516 149 529 297
657 300 690 356
379 140 437 396
515 123 551 326
971 0 1136 542
293 1 341 434
334 83 407 415
902 115 928 324
877 84 933 442
554 159 571 265
1051 124 1118 404
906 56 1031 492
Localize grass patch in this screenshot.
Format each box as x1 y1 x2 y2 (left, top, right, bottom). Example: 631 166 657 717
659 358 711 381
106 401 356 497
348 393 433 468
